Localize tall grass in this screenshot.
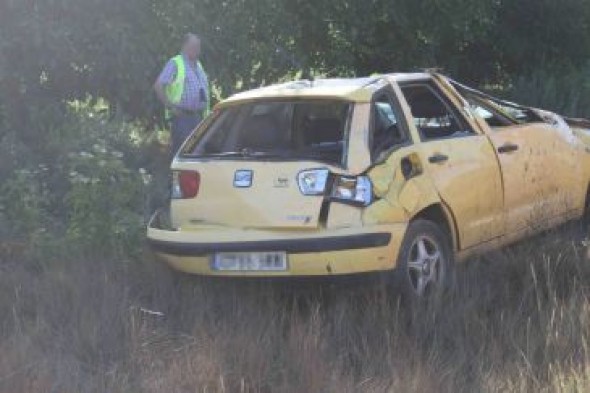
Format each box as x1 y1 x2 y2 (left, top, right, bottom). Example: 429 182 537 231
1 224 589 392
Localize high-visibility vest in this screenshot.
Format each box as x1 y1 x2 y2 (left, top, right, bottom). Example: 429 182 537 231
165 55 210 118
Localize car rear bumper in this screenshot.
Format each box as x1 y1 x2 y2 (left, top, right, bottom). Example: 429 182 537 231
146 210 407 277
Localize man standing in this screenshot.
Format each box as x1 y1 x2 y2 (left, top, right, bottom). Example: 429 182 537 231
154 33 210 157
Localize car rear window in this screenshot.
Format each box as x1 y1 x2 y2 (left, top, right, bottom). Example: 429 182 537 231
182 100 352 166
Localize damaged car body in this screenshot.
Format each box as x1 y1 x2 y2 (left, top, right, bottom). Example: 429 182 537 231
148 73 590 297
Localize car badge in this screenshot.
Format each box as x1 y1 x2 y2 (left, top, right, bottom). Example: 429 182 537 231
274 176 290 188
234 170 253 188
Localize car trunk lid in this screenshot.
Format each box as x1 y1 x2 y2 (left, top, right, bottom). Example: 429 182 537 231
170 160 334 229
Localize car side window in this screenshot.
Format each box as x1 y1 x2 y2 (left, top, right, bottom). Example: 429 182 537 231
464 95 515 128
401 83 476 141
370 92 409 161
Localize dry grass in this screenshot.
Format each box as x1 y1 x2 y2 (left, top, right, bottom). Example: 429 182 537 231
1 224 589 392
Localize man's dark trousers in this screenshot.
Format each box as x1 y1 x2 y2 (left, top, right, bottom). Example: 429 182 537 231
170 113 202 158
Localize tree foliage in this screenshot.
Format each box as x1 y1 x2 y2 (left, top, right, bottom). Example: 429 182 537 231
1 0 590 134
1 0 590 254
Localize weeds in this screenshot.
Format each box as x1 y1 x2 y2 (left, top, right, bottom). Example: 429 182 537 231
0 224 589 392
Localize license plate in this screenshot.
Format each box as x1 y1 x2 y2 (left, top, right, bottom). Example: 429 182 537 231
212 252 288 272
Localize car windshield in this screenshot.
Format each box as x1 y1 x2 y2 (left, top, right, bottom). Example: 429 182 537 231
183 100 352 166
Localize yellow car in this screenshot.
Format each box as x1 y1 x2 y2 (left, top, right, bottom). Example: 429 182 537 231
148 72 590 297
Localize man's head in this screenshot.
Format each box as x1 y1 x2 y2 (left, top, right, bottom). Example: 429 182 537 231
182 33 201 61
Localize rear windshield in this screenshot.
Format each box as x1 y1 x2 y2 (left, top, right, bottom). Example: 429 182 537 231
182 100 352 166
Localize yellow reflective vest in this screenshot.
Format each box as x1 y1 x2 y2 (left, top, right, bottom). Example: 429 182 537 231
165 55 210 118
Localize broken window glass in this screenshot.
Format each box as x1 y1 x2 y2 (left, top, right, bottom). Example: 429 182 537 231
185 100 351 166
401 84 476 141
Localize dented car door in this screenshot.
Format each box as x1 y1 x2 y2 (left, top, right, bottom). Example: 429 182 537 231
463 96 582 235
527 110 586 221
397 79 504 249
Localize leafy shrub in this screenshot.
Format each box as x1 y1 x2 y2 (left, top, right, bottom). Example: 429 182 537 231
0 103 160 259
65 143 145 257
505 64 590 118
0 168 45 238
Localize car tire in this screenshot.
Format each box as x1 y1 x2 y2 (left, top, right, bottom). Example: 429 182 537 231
393 219 455 301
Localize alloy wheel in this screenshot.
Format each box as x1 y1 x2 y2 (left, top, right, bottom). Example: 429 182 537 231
406 235 446 296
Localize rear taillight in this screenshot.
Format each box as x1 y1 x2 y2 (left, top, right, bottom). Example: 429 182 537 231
297 169 329 195
296 169 373 206
331 175 373 206
171 170 200 199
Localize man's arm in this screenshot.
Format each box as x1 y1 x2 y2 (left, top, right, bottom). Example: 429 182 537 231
153 80 175 110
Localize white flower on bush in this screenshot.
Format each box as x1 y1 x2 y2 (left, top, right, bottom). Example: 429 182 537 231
15 169 33 176
112 151 124 159
71 175 91 184
68 169 96 185
138 168 151 185
79 151 94 159
92 144 107 154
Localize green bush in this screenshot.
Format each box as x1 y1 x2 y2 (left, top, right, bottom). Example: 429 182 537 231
64 142 145 257
504 64 590 118
0 104 158 260
0 168 45 238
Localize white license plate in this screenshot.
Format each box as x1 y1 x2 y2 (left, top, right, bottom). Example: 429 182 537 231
212 252 288 272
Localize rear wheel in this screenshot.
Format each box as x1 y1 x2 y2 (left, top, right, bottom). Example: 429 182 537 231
394 219 454 300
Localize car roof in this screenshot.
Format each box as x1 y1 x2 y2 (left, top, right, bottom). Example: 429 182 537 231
218 72 433 107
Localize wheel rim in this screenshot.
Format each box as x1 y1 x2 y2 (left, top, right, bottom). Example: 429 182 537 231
406 235 445 296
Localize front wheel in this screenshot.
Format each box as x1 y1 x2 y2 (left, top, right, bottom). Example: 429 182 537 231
394 219 454 300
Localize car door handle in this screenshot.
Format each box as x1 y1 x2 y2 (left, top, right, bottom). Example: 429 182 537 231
428 153 449 164
498 143 519 154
